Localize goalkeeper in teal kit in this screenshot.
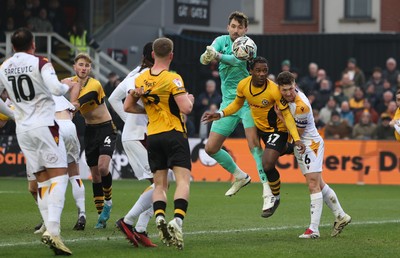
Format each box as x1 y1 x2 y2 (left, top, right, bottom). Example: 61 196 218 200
200 11 275 215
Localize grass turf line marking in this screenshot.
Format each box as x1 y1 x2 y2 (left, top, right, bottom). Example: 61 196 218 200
0 219 399 248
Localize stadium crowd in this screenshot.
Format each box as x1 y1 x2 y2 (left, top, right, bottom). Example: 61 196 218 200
190 56 399 141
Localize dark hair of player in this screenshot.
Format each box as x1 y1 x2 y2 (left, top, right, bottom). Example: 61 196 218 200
249 56 268 70
229 11 248 27
276 71 295 86
139 42 154 72
11 27 34 52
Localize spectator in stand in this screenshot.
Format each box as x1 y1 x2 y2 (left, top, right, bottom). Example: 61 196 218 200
69 22 88 58
290 67 300 82
337 72 356 100
332 82 349 106
307 91 316 109
6 16 16 32
104 72 120 97
342 57 365 88
352 111 377 140
194 79 222 130
354 98 379 124
382 57 400 89
313 109 325 138
375 90 394 114
31 0 43 17
281 59 291 72
267 73 276 82
374 113 395 140
312 79 332 111
364 83 379 108
25 0 34 10
68 22 100 61
324 111 352 140
47 0 66 37
4 0 22 27
198 59 221 91
315 69 332 91
396 73 400 91
382 79 394 95
349 86 365 114
28 8 53 32
299 62 318 96
339 101 354 127
319 96 340 124
27 7 53 52
21 8 34 28
385 101 397 119
365 67 384 94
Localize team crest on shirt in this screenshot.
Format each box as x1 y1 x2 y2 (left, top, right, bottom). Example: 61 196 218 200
261 99 269 106
45 153 58 163
173 78 183 88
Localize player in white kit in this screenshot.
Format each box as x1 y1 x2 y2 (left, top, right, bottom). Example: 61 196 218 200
53 95 86 230
109 42 157 247
276 71 351 239
0 28 78 255
30 95 86 233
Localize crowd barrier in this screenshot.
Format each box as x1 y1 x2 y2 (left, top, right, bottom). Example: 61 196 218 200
189 138 400 185
1 135 399 185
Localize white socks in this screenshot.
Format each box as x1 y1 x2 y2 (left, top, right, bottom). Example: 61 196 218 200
309 192 323 232
322 184 346 219
37 179 51 229
47 174 68 236
69 175 86 217
135 208 153 233
124 184 154 232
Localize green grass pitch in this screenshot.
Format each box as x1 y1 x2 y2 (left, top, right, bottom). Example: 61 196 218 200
0 177 399 257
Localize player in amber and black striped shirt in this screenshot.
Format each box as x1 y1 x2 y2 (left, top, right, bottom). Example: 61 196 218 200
124 38 194 250
202 57 306 218
70 53 117 229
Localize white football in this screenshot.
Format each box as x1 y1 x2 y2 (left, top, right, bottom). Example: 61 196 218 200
232 36 257 61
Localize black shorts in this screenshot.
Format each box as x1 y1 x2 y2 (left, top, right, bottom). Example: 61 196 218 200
84 121 117 167
258 130 289 153
147 130 191 172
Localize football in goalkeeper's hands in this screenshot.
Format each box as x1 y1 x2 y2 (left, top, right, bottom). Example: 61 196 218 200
232 36 257 61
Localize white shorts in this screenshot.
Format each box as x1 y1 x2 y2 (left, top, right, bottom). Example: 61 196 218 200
57 119 80 164
122 140 152 180
18 126 67 181
294 139 324 175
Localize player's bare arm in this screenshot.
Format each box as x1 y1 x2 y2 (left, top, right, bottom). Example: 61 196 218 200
201 110 222 123
275 105 306 154
62 78 80 108
123 89 146 114
175 92 194 115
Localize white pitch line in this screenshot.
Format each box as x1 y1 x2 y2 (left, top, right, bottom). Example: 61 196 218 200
0 219 399 248
0 191 26 194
